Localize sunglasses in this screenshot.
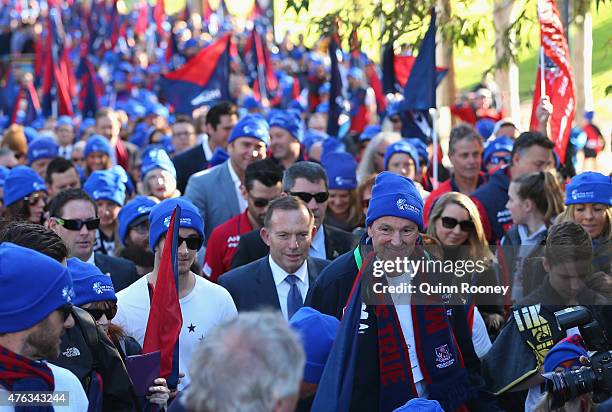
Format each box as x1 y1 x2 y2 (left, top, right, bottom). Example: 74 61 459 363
441 216 475 232
54 217 100 231
289 191 329 204
25 193 48 206
361 198 371 209
83 304 117 321
57 304 73 321
178 236 204 250
251 197 272 208
489 154 512 165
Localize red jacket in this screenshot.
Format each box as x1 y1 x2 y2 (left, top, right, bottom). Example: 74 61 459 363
203 210 254 282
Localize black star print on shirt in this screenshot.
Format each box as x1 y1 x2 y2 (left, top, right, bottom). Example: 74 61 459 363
187 323 196 333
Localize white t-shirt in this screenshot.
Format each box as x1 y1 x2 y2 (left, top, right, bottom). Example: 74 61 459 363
0 363 88 412
114 274 238 390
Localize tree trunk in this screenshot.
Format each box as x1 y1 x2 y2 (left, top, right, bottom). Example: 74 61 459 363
493 0 523 127
436 0 455 138
571 0 593 125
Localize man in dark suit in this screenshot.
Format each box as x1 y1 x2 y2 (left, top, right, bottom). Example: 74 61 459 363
47 188 139 292
231 161 353 269
173 102 238 193
220 196 329 320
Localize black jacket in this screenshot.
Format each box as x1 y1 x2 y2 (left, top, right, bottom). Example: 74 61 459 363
172 144 207 194
230 224 353 270
219 255 329 313
95 252 140 292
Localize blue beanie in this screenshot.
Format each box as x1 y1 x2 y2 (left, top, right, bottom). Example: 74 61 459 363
3 166 47 207
360 125 381 142
268 110 304 142
405 138 429 167
243 96 262 111
321 152 357 190
84 135 112 158
476 118 495 139
56 116 73 128
565 171 612 206
365 171 424 230
302 129 329 151
483 136 513 166
0 242 74 333
148 198 205 251
321 137 346 158
0 166 9 187
318 82 331 94
289 307 339 384
227 114 269 145
83 170 127 206
141 146 176 179
544 334 588 373
347 67 363 79
110 165 134 196
208 147 230 168
384 141 420 172
28 136 60 164
23 126 39 144
392 399 444 412
287 99 306 113
67 258 116 306
118 195 157 246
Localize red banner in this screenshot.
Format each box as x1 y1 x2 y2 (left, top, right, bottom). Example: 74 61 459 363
530 0 575 164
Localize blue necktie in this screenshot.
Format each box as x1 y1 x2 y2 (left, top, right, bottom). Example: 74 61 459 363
285 275 303 320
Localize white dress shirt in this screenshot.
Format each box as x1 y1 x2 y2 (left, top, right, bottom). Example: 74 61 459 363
268 255 309 321
309 224 326 259
227 161 248 212
201 134 213 160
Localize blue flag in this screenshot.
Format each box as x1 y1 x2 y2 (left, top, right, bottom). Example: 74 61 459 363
402 11 438 110
159 34 231 115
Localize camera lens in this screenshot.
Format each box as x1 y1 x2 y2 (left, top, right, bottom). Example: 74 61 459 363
544 367 598 409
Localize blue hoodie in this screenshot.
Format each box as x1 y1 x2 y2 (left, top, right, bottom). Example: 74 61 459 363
471 167 512 242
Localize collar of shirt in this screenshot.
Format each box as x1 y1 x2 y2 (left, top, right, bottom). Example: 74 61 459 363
518 223 547 243
269 255 308 287
201 134 213 160
309 224 326 256
227 161 248 212
86 252 95 265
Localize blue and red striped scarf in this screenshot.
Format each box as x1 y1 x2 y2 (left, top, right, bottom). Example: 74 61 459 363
0 345 55 412
313 247 475 412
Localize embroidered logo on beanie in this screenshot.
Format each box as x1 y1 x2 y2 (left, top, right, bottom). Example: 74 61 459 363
164 216 193 227
92 281 114 295
62 285 75 303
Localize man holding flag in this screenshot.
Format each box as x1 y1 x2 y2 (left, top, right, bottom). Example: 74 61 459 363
114 198 237 390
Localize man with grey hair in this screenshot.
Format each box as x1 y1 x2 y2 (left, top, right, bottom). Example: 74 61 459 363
176 311 305 412
230 161 354 268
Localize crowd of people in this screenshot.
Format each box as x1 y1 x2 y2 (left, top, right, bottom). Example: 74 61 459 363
0 2 610 412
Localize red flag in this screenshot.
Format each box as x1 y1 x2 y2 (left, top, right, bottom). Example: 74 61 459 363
365 63 386 113
143 206 182 384
134 0 148 36
154 0 165 36
530 0 575 163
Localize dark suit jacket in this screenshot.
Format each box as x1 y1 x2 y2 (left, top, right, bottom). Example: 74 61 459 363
94 253 140 292
172 144 207 193
219 256 329 313
230 224 354 270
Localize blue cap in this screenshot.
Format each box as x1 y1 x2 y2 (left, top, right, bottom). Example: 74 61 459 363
141 146 176 179
565 172 612 206
318 82 331 94
149 198 205 251
0 166 9 187
384 141 420 172
302 129 329 151
365 172 424 230
83 170 127 206
544 334 588 373
321 152 357 190
28 137 60 164
118 196 157 246
3 166 47 207
347 67 363 79
476 118 495 139
110 165 134 196
483 136 513 166
67 258 116 306
56 116 73 128
228 114 269 145
0 242 74 333
23 126 39 144
268 110 304 142
84 135 112 158
208 147 230 168
386 101 402 118
393 399 444 412
360 125 381 142
287 99 306 113
321 137 346 157
289 307 340 384
243 96 262 111
404 138 429 167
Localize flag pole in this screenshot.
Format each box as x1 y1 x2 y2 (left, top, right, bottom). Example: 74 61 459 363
430 108 438 190
539 46 546 99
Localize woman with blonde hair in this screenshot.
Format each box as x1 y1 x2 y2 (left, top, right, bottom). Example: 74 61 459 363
356 131 401 182
427 191 503 340
556 171 612 273
1 124 28 164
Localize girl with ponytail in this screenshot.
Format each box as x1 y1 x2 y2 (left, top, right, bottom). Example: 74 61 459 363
501 171 565 302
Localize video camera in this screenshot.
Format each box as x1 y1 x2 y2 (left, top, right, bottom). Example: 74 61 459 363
542 306 612 408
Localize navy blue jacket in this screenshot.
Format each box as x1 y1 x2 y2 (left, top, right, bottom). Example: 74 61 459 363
471 167 512 243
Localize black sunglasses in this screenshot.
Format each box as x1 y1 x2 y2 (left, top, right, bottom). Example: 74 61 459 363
289 191 329 204
54 217 100 231
83 304 117 321
57 304 73 321
441 216 475 232
178 236 204 251
251 197 271 208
